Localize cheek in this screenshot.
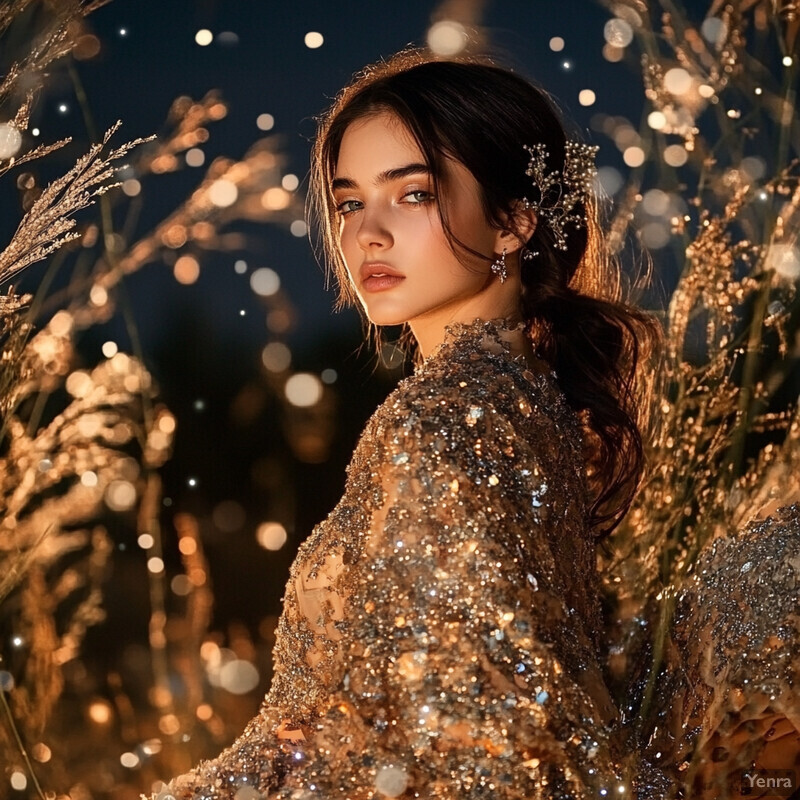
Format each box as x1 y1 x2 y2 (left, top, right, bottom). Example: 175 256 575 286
338 230 369 296
337 225 359 268
451 207 490 250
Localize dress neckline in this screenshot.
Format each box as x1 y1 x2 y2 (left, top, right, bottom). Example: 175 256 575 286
417 317 542 374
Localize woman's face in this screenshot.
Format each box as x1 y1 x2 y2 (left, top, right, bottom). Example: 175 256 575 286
331 112 503 331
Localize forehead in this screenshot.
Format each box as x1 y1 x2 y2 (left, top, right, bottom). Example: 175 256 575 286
335 113 423 172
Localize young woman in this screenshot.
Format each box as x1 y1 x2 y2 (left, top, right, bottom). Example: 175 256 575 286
159 50 662 799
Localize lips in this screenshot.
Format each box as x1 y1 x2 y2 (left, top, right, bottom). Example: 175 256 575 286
360 262 404 281
360 262 405 293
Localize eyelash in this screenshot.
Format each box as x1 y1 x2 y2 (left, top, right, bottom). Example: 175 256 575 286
335 190 434 216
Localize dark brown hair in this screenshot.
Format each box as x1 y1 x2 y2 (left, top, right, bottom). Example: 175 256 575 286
310 49 662 538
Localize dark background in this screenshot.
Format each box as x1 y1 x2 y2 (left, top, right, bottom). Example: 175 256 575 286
2 0 651 654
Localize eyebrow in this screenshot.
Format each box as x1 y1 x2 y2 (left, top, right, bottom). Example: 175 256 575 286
331 162 431 192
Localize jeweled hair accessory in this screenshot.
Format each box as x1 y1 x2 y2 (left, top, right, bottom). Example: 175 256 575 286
522 140 599 251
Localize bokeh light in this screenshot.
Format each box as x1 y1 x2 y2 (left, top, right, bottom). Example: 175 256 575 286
603 18 633 48
212 500 246 533
80 470 98 487
549 36 564 52
250 267 280 296
766 244 800 279
147 556 165 574
31 743 51 763
262 342 292 372
0 122 23 159
256 113 275 131
171 574 192 596
427 20 468 56
122 178 141 196
179 537 197 555
623 146 645 167
260 187 291 210
595 166 623 196
642 189 670 216
174 254 200 285
603 44 624 62
66 370 94 398
664 67 692 95
138 533 154 549
88 700 113 724
284 373 323 407
700 16 727 46
290 220 308 237
256 521 288 550
208 179 238 207
50 309 74 336
186 148 205 167
195 29 213 46
663 144 688 167
304 31 324 49
105 479 137 511
740 156 766 181
219 659 260 694
10 773 27 791
120 752 140 768
639 222 670 249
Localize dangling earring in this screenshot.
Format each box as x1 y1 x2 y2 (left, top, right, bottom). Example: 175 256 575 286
490 247 508 283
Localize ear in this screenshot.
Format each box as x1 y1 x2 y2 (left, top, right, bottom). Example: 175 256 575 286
493 200 537 255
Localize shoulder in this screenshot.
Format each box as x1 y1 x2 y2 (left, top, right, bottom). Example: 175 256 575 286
381 341 571 440
360 340 581 485
345 330 586 510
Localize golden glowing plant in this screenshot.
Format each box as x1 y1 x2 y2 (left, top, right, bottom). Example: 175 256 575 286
0 2 302 796
596 1 800 794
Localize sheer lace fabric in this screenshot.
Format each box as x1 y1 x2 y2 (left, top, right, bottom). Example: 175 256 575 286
160 319 629 799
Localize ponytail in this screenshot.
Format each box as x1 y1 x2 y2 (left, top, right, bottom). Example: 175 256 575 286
522 199 662 538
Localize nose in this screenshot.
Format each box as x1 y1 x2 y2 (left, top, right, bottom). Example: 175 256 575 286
354 203 393 252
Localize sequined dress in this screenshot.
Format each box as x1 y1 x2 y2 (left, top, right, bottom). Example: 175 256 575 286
161 319 629 800
643 504 800 798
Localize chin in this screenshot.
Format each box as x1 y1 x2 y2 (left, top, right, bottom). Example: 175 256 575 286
365 312 410 327
360 303 412 327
